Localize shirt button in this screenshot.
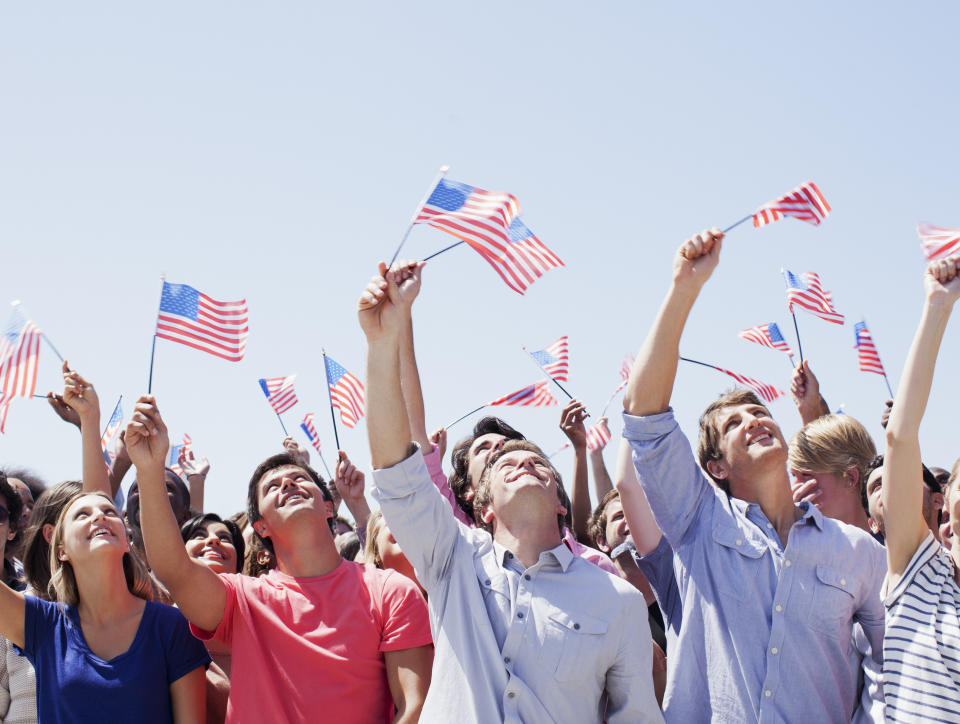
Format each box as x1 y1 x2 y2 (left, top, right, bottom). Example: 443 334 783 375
517 612 524 619
840 578 846 586
771 647 778 655
506 552 513 558
507 692 516 699
765 690 772 698
775 604 783 613
573 623 580 630
524 574 531 581
484 579 491 586
784 560 792 567
736 539 743 546
504 657 511 663
767 523 773 529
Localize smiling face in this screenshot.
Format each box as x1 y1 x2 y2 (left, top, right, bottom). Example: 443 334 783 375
466 433 507 500
865 467 885 536
601 497 630 551
56 493 129 567
705 403 788 493
477 443 567 532
185 521 238 574
253 464 330 544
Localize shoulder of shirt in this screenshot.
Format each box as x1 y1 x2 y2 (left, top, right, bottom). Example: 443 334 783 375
568 556 644 598
818 515 885 553
145 599 190 623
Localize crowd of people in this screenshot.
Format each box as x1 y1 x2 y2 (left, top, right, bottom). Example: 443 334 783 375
0 230 958 723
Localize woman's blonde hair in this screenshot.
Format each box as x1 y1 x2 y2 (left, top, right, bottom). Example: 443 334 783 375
788 414 877 491
48 492 154 606
363 509 387 568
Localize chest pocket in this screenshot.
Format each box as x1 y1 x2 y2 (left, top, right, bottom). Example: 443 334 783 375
542 609 608 683
712 522 766 602
808 564 857 637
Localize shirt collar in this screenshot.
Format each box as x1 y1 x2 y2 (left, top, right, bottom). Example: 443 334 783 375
492 540 575 572
729 496 824 530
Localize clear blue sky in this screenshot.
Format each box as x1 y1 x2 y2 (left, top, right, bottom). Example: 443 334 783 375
2 2 959 517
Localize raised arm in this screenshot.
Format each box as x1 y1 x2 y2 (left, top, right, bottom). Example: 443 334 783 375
127 395 225 633
393 261 432 451
334 450 372 540
384 645 433 724
884 255 960 578
623 229 723 416
108 433 133 500
613 439 662 556
790 360 830 425
178 449 210 514
559 399 591 543
61 362 110 496
588 418 614 500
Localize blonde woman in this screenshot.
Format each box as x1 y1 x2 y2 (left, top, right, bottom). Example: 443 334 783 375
0 489 209 722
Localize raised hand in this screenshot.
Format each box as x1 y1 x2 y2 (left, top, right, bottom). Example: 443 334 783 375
924 254 960 306
673 227 724 290
282 436 310 467
428 427 447 459
60 361 100 425
357 262 406 341
125 395 169 472
179 448 210 478
334 450 365 505
559 399 589 449
389 259 426 309
46 392 81 429
790 477 822 508
790 360 827 424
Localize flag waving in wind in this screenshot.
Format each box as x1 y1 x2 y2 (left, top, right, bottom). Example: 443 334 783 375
259 375 298 415
155 282 249 362
324 356 365 428
854 322 886 377
168 434 192 477
300 413 324 454
783 270 845 325
753 181 831 228
0 307 42 400
716 367 784 404
917 223 960 262
414 178 563 294
586 419 611 451
530 336 569 383
100 398 124 473
739 323 793 357
490 380 557 407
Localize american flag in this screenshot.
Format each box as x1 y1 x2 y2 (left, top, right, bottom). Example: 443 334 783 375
489 380 557 407
414 178 563 294
300 412 323 455
0 394 11 434
0 307 42 401
530 336 569 383
612 353 635 395
739 322 793 356
783 270 845 325
155 282 249 362
916 223 960 262
715 367 784 404
586 419 611 451
100 397 124 474
854 321 886 377
324 356 365 428
259 375 298 415
167 434 191 477
753 181 831 228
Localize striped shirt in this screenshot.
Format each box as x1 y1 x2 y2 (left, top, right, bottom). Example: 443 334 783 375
883 533 960 722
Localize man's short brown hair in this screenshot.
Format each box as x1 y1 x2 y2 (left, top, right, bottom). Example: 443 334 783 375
588 489 620 550
696 389 767 493
473 439 567 534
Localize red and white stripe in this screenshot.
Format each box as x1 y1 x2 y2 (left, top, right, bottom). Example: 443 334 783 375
586 419 611 451
156 292 249 362
264 375 298 415
536 336 569 383
0 319 41 400
301 413 323 453
717 367 784 404
753 181 831 228
331 373 365 429
738 324 792 354
0 394 11 434
786 272 845 325
489 380 557 407
855 325 886 377
466 230 564 296
917 223 960 262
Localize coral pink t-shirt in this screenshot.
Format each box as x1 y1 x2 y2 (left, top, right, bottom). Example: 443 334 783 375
191 560 432 724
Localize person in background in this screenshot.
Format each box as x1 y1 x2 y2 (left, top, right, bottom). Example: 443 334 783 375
21 482 84 600
878 255 960 721
363 510 422 594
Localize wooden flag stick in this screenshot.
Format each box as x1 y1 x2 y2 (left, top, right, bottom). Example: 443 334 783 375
390 165 451 266
321 350 341 451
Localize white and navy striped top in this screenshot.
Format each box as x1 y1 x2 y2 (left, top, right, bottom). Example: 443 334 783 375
884 533 960 723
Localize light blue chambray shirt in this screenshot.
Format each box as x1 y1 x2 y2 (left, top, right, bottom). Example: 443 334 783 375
623 410 886 724
373 447 663 724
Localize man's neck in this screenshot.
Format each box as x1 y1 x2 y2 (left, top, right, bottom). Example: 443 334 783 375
273 520 342 578
732 468 801 546
493 521 562 569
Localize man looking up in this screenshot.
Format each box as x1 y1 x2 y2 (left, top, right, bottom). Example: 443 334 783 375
130 396 433 723
622 228 884 723
362 261 662 724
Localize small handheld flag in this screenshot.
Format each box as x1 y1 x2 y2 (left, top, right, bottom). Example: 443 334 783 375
155 282 249 362
489 380 557 407
300 413 332 479
100 397 124 474
168 434 192 477
586 418 611 451
259 376 298 415
0 306 42 401
752 182 831 228
854 321 893 397
529 336 569 383
323 356 365 429
782 270 844 361
917 223 960 262
680 357 784 404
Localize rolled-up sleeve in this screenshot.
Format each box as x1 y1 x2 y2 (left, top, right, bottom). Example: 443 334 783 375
622 410 711 547
372 447 464 592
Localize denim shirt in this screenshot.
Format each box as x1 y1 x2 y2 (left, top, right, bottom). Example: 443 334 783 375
624 410 885 724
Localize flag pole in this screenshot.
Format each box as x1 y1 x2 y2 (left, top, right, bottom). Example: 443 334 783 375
600 383 626 417
422 240 466 262
274 411 289 436
147 276 165 394
445 405 486 431
679 356 721 372
317 452 332 480
780 270 804 365
389 165 451 266
321 350 341 450
722 214 753 234
11 302 64 362
521 345 574 401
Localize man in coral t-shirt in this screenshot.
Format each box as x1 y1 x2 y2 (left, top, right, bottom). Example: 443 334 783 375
131 399 433 723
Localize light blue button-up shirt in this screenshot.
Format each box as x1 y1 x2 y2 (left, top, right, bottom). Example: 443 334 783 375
624 410 886 723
